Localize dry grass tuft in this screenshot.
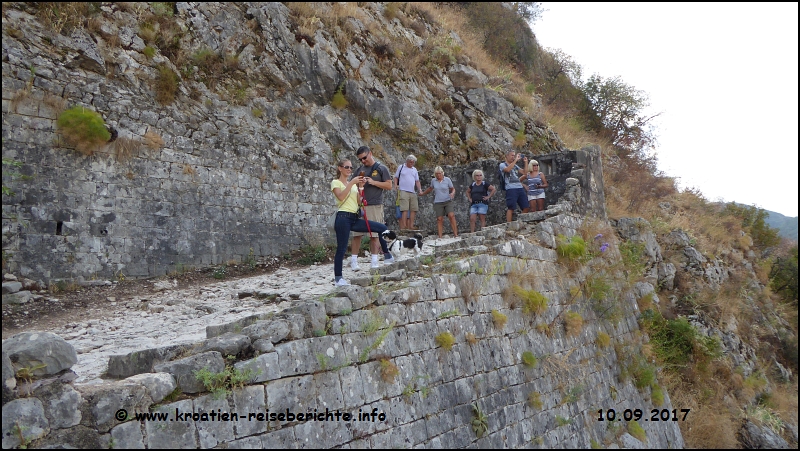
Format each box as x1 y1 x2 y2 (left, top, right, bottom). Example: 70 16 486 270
596 332 611 348
112 136 141 161
154 64 180 104
379 358 399 383
564 311 583 337
465 332 478 345
144 131 164 150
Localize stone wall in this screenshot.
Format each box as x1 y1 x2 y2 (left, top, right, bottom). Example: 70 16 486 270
1 2 574 284
2 190 685 448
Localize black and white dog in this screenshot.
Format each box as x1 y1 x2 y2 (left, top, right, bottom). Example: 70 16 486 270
386 232 424 258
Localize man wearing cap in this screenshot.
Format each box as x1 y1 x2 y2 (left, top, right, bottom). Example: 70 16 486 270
394 154 423 230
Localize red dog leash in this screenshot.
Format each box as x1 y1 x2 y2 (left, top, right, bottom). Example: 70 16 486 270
359 188 372 235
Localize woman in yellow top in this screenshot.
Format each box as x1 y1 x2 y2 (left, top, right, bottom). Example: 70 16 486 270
331 159 393 286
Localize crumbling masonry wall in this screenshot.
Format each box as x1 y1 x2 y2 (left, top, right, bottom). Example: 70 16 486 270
2 195 684 448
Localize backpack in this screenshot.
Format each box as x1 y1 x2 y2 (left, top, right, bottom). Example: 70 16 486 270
497 167 507 191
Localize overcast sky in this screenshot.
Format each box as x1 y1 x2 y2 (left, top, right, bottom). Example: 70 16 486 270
531 2 799 217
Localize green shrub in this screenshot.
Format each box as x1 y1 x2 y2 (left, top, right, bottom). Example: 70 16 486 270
491 309 507 329
639 310 721 367
564 311 583 337
528 391 543 409
651 385 664 406
628 420 646 442
471 402 488 437
512 286 548 315
632 363 656 389
556 234 587 260
521 351 537 368
57 106 111 155
143 45 156 59
297 245 329 265
584 274 613 301
435 332 455 351
596 332 611 348
154 64 179 104
619 240 646 280
331 87 348 109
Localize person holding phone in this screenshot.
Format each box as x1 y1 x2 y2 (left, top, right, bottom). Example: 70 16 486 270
350 146 393 269
331 159 392 286
498 150 529 222
521 159 548 212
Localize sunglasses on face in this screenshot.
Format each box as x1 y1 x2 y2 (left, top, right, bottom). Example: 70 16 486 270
358 155 369 161
341 166 353 169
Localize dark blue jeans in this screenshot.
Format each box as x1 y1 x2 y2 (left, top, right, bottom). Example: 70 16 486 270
333 211 389 278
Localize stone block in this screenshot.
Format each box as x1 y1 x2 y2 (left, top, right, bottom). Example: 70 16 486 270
2 281 22 294
1 397 49 448
197 333 251 357
124 372 177 404
2 331 77 377
153 351 225 394
2 290 32 304
324 296 353 316
265 374 315 421
76 380 150 433
32 380 82 429
231 385 267 438
110 421 145 449
106 343 191 379
145 400 198 448
234 351 280 383
284 300 327 337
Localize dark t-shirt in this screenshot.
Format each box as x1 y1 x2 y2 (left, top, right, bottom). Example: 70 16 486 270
469 181 490 203
351 161 391 206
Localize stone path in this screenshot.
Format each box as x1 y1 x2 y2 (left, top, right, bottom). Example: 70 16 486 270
58 237 461 385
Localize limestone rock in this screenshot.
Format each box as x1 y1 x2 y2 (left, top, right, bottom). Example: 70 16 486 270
447 64 488 90
2 332 78 377
153 351 225 394
739 420 789 449
1 397 49 448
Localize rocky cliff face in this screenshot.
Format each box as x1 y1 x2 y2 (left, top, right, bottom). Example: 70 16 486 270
2 2 567 283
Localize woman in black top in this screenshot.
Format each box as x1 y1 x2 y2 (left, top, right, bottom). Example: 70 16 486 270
465 169 496 233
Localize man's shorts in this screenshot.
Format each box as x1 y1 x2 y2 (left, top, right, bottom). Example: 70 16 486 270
527 192 546 201
397 190 419 212
352 204 385 238
469 203 489 215
433 200 454 217
505 188 530 211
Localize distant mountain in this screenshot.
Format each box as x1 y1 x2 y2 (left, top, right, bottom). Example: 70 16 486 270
765 210 798 241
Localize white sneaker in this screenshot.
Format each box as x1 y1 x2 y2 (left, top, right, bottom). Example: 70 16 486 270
335 278 350 286
371 260 380 269
350 259 361 271
384 256 395 265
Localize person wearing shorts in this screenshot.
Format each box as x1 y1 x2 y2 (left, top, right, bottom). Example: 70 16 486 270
466 169 496 232
394 154 422 230
521 159 548 212
421 166 458 239
499 150 529 222
350 146 393 268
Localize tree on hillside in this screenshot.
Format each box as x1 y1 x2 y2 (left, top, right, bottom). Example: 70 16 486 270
724 203 782 250
539 48 583 110
510 2 545 23
770 244 798 304
580 74 660 155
